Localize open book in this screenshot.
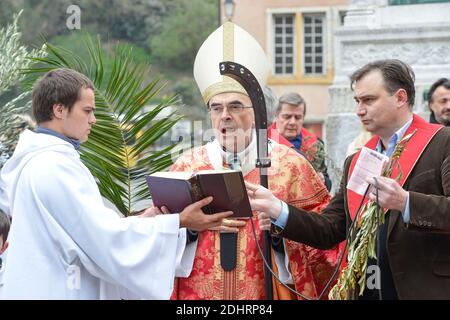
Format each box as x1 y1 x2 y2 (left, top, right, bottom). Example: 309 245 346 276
146 170 252 218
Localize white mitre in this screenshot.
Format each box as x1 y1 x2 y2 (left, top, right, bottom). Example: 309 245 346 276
193 22 270 104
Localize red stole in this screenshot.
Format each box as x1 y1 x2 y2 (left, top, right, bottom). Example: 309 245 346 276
346 115 443 220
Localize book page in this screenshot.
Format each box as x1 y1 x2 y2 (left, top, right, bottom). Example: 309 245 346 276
150 170 236 179
347 147 389 196
196 169 238 175
149 171 193 180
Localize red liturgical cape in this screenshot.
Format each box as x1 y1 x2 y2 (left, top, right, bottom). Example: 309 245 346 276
170 142 338 300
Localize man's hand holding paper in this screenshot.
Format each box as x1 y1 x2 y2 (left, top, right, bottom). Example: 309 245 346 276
366 176 408 212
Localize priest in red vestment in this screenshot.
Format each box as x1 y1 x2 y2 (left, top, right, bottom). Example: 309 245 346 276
170 22 339 300
268 92 331 190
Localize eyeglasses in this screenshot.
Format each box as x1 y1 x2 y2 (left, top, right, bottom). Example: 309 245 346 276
208 103 253 116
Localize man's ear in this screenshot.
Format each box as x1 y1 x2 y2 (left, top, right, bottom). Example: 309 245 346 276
0 241 8 255
53 103 65 119
396 89 409 108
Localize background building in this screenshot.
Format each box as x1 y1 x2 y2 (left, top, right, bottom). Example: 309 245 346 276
223 0 350 138
226 0 450 192
327 0 450 191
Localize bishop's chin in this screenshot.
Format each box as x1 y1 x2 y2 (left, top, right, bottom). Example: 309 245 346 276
221 137 251 153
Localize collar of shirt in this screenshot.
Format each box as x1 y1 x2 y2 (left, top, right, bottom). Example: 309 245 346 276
376 117 413 157
36 126 81 151
289 133 302 150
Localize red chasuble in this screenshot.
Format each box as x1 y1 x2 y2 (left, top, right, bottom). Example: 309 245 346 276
170 143 337 300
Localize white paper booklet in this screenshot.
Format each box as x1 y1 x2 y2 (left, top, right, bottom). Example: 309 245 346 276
347 147 389 196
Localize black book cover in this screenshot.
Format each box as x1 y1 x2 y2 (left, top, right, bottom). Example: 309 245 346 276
146 170 252 218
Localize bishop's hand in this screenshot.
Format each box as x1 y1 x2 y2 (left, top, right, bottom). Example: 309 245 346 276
209 218 246 233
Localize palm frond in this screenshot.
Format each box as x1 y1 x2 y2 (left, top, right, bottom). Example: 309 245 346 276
25 34 182 215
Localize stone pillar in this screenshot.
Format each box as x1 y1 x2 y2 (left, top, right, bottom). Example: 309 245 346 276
326 0 450 193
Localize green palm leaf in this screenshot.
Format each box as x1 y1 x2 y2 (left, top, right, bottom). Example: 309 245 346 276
24 35 182 216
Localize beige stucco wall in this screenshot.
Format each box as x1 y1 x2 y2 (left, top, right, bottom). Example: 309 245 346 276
222 0 348 50
270 84 333 122
222 0 349 130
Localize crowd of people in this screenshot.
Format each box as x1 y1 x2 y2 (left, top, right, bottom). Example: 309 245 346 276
0 21 449 300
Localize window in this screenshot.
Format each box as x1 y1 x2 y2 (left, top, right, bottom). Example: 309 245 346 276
271 11 330 79
302 13 325 76
273 14 295 75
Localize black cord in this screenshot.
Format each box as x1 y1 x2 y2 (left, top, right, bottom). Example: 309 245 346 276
249 217 311 300
250 184 371 300
373 177 381 229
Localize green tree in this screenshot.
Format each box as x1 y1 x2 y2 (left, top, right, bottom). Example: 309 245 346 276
25 36 182 215
0 10 46 167
84 0 173 48
0 0 211 120
0 0 175 47
18 0 73 45
149 0 217 71
0 0 17 27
